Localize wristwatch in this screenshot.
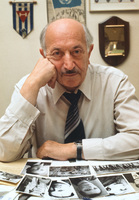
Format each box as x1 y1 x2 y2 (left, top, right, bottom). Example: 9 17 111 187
75 142 82 160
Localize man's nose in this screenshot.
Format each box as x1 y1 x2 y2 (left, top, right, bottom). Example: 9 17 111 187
63 52 74 70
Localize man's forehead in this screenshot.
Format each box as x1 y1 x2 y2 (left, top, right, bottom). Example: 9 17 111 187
49 45 84 51
47 18 83 29
45 19 85 40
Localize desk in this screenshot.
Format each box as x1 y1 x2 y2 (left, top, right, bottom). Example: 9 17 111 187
0 158 27 175
0 158 41 187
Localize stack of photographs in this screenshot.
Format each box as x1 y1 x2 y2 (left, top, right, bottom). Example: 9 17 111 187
1 160 139 199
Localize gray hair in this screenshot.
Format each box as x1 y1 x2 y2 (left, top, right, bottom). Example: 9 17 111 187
40 21 93 55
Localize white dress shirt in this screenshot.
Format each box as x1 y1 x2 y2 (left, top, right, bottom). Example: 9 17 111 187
0 63 139 162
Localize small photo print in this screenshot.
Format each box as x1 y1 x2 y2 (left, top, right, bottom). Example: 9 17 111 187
21 160 51 176
92 161 139 175
49 165 91 177
123 172 139 193
98 174 135 196
70 175 108 199
48 179 78 199
0 171 22 184
16 174 51 197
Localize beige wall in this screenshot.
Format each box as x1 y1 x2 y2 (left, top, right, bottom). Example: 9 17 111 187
0 0 139 117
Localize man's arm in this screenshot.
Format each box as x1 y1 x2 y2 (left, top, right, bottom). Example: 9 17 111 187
0 57 57 162
0 88 40 162
37 140 78 160
36 74 139 161
20 57 57 105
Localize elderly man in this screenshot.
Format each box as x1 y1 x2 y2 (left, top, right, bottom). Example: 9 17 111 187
0 18 139 162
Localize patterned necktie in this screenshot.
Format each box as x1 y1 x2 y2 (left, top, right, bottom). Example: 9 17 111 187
64 90 85 143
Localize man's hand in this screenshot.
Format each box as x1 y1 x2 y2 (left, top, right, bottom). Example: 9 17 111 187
29 57 57 89
20 57 57 105
36 140 77 160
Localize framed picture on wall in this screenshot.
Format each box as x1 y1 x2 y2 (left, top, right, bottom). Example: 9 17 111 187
47 0 86 24
90 0 139 12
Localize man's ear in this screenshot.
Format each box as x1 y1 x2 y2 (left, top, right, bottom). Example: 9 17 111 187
39 48 46 58
88 44 94 58
88 44 94 64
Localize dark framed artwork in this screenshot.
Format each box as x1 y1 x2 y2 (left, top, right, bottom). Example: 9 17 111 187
99 16 129 66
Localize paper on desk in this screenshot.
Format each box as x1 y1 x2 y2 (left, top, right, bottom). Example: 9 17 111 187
0 185 15 197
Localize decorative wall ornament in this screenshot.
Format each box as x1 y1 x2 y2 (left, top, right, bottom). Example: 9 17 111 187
47 0 86 25
99 16 129 66
10 1 37 38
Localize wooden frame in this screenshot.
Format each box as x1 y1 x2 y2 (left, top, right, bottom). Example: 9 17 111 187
99 16 129 66
90 0 139 12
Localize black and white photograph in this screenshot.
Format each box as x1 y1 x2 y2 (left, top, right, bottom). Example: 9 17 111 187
98 174 135 196
70 175 108 199
21 160 51 176
16 174 51 197
49 165 91 177
92 161 139 175
48 179 78 199
15 193 43 200
2 189 44 200
123 172 139 193
0 171 22 184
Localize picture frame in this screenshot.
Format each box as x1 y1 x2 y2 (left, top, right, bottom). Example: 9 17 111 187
89 0 139 12
47 0 86 24
99 16 129 66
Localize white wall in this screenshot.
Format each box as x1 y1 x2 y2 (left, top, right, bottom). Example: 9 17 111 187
0 0 139 116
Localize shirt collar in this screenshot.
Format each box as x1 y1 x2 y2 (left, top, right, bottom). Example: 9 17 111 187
78 66 92 101
53 65 92 104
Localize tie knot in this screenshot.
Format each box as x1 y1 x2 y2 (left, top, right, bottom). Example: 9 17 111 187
64 90 81 105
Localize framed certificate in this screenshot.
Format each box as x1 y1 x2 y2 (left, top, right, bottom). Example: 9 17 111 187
90 0 139 12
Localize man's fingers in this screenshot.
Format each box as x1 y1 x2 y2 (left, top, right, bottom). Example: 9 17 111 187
48 74 57 88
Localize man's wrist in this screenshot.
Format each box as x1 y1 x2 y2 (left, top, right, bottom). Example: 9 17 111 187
74 141 83 160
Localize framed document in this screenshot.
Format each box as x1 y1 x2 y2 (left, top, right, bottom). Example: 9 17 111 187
90 0 139 12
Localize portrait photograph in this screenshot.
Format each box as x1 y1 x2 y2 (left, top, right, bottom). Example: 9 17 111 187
21 160 51 176
16 174 51 197
98 174 135 196
48 179 78 199
70 175 108 199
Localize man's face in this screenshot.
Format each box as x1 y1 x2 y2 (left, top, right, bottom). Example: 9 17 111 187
49 181 73 198
78 180 101 196
44 19 93 91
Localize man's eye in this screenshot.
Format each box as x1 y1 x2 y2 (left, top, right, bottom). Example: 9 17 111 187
51 51 63 60
53 51 60 56
72 49 83 57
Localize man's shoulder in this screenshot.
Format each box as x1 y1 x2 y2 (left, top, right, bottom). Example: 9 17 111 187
89 63 126 79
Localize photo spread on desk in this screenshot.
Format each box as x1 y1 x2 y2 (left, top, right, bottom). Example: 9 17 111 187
1 160 139 199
